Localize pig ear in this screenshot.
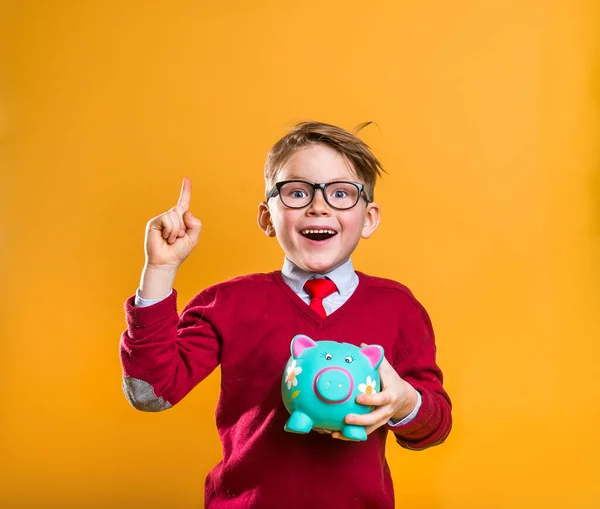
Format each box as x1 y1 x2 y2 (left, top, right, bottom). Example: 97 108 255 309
291 334 318 358
359 344 384 369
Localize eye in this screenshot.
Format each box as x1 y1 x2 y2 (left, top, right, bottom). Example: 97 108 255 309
345 356 354 363
290 189 308 199
333 190 348 199
324 353 333 360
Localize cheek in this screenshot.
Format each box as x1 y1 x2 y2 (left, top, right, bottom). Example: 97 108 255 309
271 210 298 238
339 212 366 234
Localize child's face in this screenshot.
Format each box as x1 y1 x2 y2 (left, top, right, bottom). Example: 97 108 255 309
258 143 380 274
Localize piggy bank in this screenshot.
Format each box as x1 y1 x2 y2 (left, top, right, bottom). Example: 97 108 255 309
281 334 384 441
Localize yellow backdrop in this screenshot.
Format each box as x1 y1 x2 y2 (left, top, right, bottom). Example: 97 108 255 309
2 1 599 508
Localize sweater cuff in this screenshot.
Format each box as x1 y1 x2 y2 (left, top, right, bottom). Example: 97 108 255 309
386 387 436 436
125 288 178 328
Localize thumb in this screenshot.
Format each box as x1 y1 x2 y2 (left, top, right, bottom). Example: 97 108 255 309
183 210 202 240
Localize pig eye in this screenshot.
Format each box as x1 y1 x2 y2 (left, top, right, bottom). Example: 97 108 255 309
324 353 333 360
345 356 354 363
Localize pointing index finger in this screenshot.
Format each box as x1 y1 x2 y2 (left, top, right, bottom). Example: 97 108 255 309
177 177 192 210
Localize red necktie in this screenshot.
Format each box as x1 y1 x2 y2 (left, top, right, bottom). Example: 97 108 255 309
303 278 338 318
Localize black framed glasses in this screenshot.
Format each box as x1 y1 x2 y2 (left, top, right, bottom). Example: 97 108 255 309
267 180 371 210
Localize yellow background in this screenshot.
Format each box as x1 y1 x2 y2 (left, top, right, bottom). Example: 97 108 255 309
1 1 599 508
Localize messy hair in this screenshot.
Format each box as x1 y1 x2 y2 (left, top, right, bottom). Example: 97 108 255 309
264 121 385 201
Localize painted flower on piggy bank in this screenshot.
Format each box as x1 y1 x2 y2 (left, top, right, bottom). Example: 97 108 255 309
281 334 384 441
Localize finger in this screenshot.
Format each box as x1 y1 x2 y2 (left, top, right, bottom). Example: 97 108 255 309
167 211 183 243
182 210 202 244
379 356 396 377
177 177 192 211
313 428 332 434
377 357 400 392
161 214 174 240
171 209 185 233
345 406 392 427
356 390 393 407
331 432 352 441
174 210 185 236
364 422 388 435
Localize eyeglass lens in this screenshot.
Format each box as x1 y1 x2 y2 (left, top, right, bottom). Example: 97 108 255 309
279 181 359 209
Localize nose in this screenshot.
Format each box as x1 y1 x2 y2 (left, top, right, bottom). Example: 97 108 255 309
314 367 353 403
307 188 331 216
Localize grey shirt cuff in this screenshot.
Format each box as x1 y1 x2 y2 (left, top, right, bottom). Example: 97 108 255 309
387 390 422 427
134 288 173 307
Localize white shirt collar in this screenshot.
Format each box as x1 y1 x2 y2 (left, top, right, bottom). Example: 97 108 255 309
281 257 356 296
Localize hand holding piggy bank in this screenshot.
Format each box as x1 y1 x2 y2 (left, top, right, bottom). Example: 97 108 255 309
281 334 384 441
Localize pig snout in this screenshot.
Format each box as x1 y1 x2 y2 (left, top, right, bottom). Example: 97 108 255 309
313 367 354 404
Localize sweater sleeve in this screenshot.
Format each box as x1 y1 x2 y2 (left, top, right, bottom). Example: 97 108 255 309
386 294 453 450
119 287 221 411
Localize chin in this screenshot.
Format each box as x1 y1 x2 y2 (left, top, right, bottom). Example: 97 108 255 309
300 257 341 274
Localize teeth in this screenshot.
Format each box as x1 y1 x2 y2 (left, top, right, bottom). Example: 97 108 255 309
301 229 336 235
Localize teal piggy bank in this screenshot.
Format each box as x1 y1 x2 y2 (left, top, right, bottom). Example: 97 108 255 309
281 334 384 441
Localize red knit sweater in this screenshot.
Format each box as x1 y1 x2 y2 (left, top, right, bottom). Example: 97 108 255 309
120 271 452 509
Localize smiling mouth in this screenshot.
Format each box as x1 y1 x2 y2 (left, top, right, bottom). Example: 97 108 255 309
300 229 338 241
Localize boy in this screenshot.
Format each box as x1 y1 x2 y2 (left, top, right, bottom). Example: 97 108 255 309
120 121 452 509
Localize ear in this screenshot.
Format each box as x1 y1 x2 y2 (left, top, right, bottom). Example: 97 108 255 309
291 334 318 358
257 201 276 237
359 344 384 369
361 202 380 239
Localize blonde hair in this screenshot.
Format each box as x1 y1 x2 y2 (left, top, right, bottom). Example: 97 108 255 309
264 121 385 201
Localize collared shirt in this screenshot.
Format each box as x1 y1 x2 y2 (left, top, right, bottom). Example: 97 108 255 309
134 257 421 425
280 256 359 315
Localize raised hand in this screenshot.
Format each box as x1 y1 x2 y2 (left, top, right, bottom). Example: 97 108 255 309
144 177 202 269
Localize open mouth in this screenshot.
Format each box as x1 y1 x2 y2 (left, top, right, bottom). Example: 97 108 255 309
300 229 338 241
